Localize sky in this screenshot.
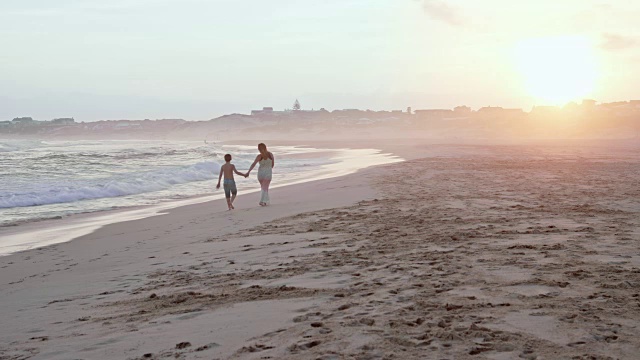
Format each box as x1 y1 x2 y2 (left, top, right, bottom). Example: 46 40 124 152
1 0 639 121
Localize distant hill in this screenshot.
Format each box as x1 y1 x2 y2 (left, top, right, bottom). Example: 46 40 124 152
2 101 638 140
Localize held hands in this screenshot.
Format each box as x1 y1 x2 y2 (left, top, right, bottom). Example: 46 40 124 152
244 172 250 178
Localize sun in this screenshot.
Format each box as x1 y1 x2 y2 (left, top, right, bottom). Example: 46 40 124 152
514 35 598 105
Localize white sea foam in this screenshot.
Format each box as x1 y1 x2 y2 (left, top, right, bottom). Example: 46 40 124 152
0 161 220 208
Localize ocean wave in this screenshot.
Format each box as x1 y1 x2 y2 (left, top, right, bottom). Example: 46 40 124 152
0 161 220 208
0 140 44 153
30 149 192 161
111 149 180 159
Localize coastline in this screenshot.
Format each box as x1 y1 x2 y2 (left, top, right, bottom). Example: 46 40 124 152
1 141 639 359
0 154 393 359
0 145 401 256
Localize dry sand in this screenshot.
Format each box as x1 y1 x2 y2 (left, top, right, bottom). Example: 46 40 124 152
1 142 639 360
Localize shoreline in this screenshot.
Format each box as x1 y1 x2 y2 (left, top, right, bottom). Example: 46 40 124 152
0 154 393 358
1 141 638 359
0 145 402 256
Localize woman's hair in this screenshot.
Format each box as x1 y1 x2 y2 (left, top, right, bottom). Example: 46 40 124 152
258 143 268 159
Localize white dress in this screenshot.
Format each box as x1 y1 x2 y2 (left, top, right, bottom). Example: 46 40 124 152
257 158 273 181
257 157 273 204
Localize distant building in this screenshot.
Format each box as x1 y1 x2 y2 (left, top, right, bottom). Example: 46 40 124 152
477 107 524 119
12 117 34 123
599 100 640 116
332 109 365 117
599 101 626 108
251 107 274 116
11 117 38 126
414 109 454 119
564 101 580 110
52 117 75 125
454 106 472 114
530 106 561 116
477 106 503 113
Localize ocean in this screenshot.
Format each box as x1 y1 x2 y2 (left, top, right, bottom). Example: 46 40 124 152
0 139 401 254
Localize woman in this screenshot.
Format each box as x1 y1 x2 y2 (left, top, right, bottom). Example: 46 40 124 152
246 143 274 206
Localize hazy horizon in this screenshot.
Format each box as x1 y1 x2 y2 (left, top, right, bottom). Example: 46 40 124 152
2 0 639 121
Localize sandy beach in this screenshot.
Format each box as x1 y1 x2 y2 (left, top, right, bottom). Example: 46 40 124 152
1 141 639 360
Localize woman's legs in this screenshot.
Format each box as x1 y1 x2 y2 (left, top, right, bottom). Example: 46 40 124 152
258 177 271 205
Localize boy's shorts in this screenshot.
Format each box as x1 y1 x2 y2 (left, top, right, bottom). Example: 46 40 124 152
223 179 237 198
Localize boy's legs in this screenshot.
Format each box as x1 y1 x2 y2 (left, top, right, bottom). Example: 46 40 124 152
223 182 233 210
224 180 238 209
230 181 237 208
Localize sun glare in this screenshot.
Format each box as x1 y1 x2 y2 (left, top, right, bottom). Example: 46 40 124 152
514 36 598 105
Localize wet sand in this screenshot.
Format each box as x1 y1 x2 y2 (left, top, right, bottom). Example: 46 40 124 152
1 142 639 359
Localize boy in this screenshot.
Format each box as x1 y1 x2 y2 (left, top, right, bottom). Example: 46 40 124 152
216 154 246 210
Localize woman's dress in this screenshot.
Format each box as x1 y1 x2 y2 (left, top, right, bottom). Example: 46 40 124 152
257 157 273 204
